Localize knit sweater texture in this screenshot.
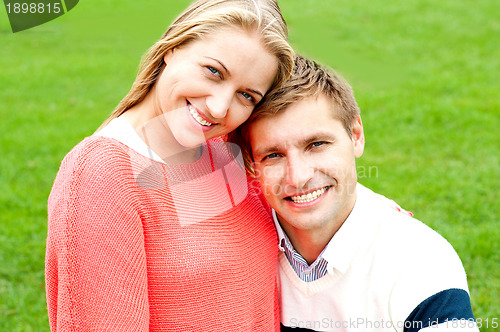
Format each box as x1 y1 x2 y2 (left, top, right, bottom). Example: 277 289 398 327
46 134 279 331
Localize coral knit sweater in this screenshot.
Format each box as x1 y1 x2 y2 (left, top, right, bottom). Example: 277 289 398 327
46 133 279 331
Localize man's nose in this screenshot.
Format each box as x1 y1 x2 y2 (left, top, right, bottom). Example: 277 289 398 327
285 154 314 189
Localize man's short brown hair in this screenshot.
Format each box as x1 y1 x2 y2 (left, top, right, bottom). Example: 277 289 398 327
228 54 360 173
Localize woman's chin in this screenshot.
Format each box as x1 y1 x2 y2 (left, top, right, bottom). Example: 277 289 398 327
172 132 207 149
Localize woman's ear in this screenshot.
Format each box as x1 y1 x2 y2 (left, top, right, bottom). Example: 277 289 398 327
351 116 365 158
163 48 174 63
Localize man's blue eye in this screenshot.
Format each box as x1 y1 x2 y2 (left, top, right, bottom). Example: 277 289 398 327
312 142 325 147
265 153 279 160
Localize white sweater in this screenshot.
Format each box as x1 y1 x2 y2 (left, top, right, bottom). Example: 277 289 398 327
279 184 478 331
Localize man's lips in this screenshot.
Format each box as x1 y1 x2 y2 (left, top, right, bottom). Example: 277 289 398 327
285 186 331 204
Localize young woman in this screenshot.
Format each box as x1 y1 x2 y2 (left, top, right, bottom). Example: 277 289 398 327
45 0 294 330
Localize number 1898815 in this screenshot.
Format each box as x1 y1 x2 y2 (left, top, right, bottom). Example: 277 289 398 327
6 2 61 14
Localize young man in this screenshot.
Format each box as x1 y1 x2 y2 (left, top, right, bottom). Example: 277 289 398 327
229 55 478 331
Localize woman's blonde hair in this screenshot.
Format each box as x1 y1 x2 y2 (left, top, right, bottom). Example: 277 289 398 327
100 0 293 128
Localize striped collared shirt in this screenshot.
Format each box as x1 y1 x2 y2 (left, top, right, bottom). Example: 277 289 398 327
272 210 329 282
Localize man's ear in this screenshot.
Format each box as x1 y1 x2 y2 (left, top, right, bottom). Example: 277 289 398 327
352 116 365 158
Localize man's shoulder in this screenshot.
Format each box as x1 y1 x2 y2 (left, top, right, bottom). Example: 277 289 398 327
356 184 461 266
358 184 437 232
355 185 474 329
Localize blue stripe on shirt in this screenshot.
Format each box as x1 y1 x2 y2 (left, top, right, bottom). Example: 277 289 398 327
281 323 318 331
404 288 476 331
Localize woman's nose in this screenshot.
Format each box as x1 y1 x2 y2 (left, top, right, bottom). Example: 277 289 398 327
206 88 233 119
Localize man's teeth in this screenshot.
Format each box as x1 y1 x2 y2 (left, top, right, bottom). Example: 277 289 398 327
290 187 327 203
189 104 214 127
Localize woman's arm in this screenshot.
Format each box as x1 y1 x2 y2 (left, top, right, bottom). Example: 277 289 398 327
46 138 149 331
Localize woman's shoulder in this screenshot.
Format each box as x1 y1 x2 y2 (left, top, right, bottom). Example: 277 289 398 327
49 136 142 211
63 135 134 168
53 135 139 187
69 135 131 158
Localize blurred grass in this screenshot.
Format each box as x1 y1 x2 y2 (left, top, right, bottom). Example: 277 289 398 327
1 0 498 330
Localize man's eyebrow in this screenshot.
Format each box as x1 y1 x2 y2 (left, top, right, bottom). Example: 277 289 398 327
300 133 336 146
253 144 281 159
253 132 336 158
205 57 264 98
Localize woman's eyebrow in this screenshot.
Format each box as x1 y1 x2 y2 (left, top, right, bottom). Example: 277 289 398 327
206 57 229 74
247 88 264 98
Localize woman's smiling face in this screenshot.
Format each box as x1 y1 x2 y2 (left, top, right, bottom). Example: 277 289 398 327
153 27 279 147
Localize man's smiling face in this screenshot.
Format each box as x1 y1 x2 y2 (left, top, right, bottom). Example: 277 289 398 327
249 94 365 235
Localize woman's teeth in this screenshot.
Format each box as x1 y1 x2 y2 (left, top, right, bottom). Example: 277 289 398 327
290 187 328 204
189 104 214 127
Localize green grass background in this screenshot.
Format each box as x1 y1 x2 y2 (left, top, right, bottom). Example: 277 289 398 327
1 0 498 330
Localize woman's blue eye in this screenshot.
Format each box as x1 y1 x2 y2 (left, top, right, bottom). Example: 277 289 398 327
208 66 220 75
241 92 253 101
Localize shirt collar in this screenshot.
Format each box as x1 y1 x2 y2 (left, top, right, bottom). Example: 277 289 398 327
272 209 288 252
